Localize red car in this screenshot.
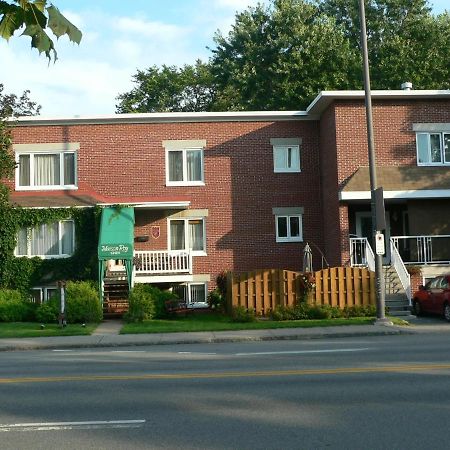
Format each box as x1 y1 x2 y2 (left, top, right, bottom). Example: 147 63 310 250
413 275 450 321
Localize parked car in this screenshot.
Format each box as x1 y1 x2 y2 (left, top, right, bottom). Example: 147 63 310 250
412 275 450 321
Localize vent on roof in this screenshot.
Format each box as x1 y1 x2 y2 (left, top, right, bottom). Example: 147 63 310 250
401 82 413 91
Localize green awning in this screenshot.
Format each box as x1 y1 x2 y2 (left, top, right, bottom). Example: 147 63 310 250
98 207 135 260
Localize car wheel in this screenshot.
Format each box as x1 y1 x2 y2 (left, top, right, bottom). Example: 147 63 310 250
413 300 422 316
444 303 450 322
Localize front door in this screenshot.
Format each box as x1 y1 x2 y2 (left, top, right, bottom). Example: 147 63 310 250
355 211 391 264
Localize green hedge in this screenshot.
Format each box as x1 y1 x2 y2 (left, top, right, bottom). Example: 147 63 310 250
270 304 377 321
0 289 36 322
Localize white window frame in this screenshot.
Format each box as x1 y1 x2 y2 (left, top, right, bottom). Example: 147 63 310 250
167 217 207 256
275 214 303 243
15 146 78 191
273 145 301 173
31 286 58 304
15 220 75 259
173 282 208 307
165 147 205 186
416 132 450 166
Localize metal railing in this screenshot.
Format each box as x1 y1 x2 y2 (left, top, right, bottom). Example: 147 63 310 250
389 238 411 303
350 237 375 272
133 250 192 275
391 235 450 265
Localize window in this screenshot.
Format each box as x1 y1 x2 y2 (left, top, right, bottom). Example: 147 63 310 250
273 145 300 172
172 283 207 306
275 215 302 242
16 220 75 258
416 132 450 165
166 148 204 185
16 149 77 190
169 218 206 254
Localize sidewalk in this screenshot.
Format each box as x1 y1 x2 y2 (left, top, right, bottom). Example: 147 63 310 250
0 321 416 352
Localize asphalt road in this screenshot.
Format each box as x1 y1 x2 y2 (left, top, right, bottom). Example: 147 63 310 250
1 333 450 449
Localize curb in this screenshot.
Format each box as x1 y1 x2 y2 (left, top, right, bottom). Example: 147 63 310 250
0 326 411 352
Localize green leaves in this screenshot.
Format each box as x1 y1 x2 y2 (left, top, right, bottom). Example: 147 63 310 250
0 0 82 61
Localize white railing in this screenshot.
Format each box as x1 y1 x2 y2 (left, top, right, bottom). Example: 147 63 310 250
390 238 411 303
350 237 375 272
133 250 192 275
391 235 450 265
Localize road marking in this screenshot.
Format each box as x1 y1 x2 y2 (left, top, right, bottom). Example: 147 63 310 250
0 420 145 432
1 363 450 384
178 352 217 355
52 350 74 352
235 348 370 356
111 350 146 353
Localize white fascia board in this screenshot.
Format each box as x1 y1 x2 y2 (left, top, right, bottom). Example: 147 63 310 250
13 110 316 126
308 90 450 116
340 190 450 201
98 201 190 209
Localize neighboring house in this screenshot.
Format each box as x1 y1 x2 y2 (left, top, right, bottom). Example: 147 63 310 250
6 88 450 309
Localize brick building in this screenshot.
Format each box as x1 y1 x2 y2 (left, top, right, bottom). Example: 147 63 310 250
8 88 450 307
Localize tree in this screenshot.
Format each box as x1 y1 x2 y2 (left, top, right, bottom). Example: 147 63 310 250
117 0 450 112
116 60 216 113
211 0 359 110
0 0 82 61
0 84 40 200
319 0 450 90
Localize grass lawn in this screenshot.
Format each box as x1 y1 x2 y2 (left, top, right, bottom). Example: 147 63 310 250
0 322 97 339
120 313 378 334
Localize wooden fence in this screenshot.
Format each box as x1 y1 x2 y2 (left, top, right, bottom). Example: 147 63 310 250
227 267 375 315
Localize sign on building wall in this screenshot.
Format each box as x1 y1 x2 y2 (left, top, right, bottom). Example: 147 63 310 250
151 226 160 239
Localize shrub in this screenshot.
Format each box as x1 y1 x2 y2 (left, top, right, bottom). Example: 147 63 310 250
36 298 59 323
231 305 256 323
65 281 102 323
216 271 228 297
125 284 155 322
0 289 36 322
207 289 224 311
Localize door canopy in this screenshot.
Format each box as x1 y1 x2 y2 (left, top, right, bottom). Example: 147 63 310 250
98 207 135 260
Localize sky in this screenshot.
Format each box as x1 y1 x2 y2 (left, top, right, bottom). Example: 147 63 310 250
0 0 448 117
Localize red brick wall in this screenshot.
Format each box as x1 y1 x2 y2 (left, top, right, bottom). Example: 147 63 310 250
11 119 323 284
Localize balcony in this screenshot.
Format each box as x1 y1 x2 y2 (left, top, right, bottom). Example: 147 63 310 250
391 235 450 265
132 250 193 283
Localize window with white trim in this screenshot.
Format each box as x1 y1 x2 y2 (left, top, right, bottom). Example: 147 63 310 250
166 148 204 185
416 132 450 165
273 145 300 172
16 220 75 258
168 218 206 254
173 283 207 306
275 214 303 242
16 149 77 190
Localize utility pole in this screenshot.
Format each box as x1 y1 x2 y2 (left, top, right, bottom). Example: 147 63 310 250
358 0 391 325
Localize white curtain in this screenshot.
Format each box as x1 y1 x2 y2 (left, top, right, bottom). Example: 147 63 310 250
169 151 183 181
19 155 30 186
170 220 185 250
186 150 202 181
61 221 74 254
64 153 75 185
31 223 59 256
189 220 204 251
16 228 28 255
35 154 60 186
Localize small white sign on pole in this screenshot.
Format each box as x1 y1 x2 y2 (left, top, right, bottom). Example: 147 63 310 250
375 232 385 255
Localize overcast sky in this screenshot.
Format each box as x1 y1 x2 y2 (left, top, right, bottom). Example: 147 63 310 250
0 0 447 117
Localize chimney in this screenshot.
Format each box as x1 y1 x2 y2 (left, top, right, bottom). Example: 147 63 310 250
401 82 413 91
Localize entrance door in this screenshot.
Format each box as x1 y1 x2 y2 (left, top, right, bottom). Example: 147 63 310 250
355 211 391 264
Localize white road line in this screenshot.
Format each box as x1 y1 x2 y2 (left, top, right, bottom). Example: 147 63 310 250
235 348 370 356
178 352 217 355
111 350 146 353
0 420 146 432
52 350 74 352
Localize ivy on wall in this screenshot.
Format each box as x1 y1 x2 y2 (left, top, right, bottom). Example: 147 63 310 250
0 204 100 295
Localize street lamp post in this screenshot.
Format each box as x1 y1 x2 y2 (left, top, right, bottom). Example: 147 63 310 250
358 0 392 325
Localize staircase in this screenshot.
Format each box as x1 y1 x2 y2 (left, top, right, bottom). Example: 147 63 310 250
103 270 129 317
383 266 411 317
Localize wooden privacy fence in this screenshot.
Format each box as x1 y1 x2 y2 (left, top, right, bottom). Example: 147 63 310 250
227 267 375 315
